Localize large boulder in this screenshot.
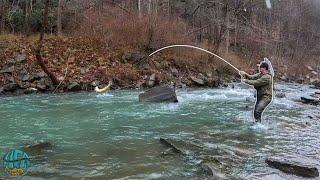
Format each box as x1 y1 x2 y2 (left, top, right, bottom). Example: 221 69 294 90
3 83 20 92
311 79 320 89
266 157 319 178
190 75 205 86
37 71 47 79
18 70 31 82
207 77 220 87
16 54 26 63
23 87 38 94
280 75 289 82
121 52 144 64
21 74 30 82
139 86 178 103
68 82 81 91
36 83 47 91
0 66 14 74
170 67 179 77
147 73 156 87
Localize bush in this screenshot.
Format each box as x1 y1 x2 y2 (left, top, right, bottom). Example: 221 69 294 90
72 7 192 51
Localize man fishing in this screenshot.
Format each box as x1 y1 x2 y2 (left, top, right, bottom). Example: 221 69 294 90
149 45 274 123
240 61 274 123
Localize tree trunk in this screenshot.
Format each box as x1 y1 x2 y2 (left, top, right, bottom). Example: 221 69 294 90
57 0 63 36
234 17 237 48
153 0 158 15
36 0 59 86
167 0 170 16
138 0 141 17
24 0 31 36
225 5 230 54
0 1 5 34
148 0 152 14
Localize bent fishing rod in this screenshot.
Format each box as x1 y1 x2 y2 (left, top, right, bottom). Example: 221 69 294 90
149 45 241 73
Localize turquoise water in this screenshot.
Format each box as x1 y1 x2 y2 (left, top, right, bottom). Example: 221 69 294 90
0 83 319 179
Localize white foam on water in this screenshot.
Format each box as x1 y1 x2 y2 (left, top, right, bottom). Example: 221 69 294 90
96 93 114 98
272 98 298 109
203 142 219 148
178 92 229 104
160 103 180 111
116 173 164 180
181 112 197 116
147 173 163 179
250 123 269 131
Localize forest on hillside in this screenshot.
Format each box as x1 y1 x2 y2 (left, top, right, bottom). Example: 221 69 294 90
0 0 320 93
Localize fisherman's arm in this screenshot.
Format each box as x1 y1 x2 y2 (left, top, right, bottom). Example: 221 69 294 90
244 75 271 86
239 71 260 80
249 73 261 80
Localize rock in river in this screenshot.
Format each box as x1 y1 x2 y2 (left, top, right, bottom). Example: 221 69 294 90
139 85 178 103
301 96 320 105
22 142 53 156
275 92 286 98
265 157 319 178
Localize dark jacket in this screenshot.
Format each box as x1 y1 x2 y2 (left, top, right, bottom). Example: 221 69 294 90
244 72 273 99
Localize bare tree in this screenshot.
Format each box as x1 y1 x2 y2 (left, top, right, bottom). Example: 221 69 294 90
36 0 59 86
138 0 141 17
57 0 64 36
24 0 31 36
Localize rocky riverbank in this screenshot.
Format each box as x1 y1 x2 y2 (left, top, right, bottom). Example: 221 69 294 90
0 36 226 96
1 36 319 96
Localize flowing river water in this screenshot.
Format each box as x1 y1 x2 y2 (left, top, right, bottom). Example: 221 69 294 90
0 83 319 179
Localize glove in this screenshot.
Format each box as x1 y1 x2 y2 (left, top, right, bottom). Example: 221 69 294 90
239 71 247 76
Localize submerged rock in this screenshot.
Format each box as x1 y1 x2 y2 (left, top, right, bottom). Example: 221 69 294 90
275 92 286 98
311 79 320 89
261 174 286 180
301 96 320 105
265 157 319 178
159 138 240 178
201 161 226 179
159 138 185 155
139 86 178 103
22 142 53 156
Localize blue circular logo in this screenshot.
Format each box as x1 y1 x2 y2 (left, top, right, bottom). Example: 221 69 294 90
3 149 31 176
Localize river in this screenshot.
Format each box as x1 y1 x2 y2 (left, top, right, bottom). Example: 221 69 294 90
0 83 319 179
